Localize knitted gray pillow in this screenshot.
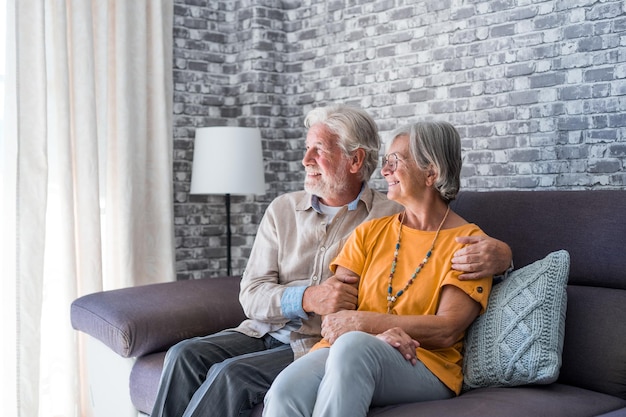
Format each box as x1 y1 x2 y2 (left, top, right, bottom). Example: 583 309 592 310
462 250 570 390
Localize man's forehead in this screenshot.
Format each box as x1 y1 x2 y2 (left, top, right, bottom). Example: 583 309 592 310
305 124 338 146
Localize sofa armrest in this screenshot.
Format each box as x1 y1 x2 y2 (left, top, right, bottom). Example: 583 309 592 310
71 276 246 358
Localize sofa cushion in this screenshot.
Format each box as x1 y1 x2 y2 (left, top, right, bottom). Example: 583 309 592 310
252 385 626 417
130 351 167 415
451 190 626 290
596 408 626 417
463 250 570 389
366 384 626 417
559 285 626 400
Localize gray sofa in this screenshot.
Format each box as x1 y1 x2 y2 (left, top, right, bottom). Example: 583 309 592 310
71 190 626 417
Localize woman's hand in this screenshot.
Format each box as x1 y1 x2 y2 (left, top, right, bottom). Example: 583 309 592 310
376 327 420 365
321 310 362 344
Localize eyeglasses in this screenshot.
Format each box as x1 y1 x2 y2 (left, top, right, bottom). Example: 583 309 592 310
381 153 405 172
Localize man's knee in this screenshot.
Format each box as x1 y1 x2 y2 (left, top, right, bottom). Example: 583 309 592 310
208 355 257 386
164 338 198 364
164 336 228 372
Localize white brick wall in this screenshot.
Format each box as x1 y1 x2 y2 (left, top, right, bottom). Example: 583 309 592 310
173 0 626 278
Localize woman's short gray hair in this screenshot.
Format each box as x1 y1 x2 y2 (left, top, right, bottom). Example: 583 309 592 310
304 104 380 181
389 121 462 202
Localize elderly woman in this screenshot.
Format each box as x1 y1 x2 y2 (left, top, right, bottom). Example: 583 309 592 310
263 121 493 417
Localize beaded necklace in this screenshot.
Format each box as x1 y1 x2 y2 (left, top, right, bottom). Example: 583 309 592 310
386 205 451 314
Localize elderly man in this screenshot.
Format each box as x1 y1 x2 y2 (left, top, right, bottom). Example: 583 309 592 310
151 104 512 417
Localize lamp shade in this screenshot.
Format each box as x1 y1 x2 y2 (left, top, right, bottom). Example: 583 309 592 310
190 127 266 195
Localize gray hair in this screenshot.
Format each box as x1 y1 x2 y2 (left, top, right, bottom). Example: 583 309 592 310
304 104 380 181
389 121 462 202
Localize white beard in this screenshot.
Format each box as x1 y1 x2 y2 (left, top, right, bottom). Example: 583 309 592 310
304 163 351 203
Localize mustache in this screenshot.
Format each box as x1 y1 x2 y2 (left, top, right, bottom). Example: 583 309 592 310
305 167 322 175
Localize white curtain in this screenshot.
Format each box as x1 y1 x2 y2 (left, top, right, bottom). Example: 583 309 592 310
1 1 175 416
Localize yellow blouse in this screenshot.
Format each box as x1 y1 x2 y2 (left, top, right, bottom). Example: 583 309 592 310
314 213 492 394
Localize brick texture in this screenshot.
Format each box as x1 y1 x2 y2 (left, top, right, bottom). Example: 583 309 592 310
173 0 626 279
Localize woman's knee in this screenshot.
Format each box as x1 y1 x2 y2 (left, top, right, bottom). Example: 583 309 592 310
327 331 389 371
330 331 382 357
333 331 374 348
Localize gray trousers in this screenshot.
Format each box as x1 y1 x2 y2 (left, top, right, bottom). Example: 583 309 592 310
150 330 293 417
263 331 454 417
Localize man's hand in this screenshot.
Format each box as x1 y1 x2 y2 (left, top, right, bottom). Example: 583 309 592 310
452 235 513 280
376 327 420 365
302 274 359 316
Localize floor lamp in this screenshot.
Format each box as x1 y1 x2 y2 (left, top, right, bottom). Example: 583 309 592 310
190 127 266 276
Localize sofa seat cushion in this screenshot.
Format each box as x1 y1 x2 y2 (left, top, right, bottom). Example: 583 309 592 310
250 384 626 417
130 351 167 415
596 408 626 417
365 384 626 417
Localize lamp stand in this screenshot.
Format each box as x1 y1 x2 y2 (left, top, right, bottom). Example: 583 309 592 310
225 193 232 276
190 127 265 277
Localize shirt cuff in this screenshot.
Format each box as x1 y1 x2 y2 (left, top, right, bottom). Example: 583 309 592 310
281 286 309 320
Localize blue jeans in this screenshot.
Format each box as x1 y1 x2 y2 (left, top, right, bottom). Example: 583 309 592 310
151 330 293 417
263 331 454 417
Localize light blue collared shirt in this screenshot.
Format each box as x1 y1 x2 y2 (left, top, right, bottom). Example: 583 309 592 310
274 187 366 342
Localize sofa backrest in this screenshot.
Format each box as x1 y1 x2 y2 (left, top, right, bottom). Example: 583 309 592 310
451 190 626 400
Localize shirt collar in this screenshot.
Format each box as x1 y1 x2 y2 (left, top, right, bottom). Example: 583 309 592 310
311 183 365 214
